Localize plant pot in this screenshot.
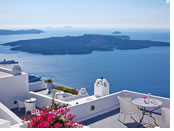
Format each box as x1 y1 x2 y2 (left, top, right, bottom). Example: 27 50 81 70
46 82 54 94
46 82 54 89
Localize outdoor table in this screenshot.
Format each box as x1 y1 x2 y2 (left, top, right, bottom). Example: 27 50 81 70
25 98 37 103
132 98 163 127
24 98 37 115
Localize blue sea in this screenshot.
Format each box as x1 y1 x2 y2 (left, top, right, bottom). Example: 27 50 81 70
0 28 170 98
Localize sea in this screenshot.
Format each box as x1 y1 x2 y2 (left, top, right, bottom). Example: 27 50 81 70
0 28 170 98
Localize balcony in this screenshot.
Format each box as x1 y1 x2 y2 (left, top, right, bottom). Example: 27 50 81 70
82 108 161 128
9 90 169 128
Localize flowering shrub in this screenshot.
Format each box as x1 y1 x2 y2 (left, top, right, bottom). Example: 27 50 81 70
142 96 147 99
23 106 84 128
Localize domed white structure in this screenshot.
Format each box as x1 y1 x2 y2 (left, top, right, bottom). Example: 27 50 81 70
94 77 109 97
12 65 22 75
79 88 88 95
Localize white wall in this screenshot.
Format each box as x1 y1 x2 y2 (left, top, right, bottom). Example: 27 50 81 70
29 81 46 92
27 90 170 122
28 91 69 108
0 102 22 125
69 91 122 121
0 72 29 109
69 90 170 122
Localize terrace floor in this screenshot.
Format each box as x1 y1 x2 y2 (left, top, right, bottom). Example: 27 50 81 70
10 108 41 120
11 108 26 120
82 109 161 128
11 107 161 128
36 89 50 96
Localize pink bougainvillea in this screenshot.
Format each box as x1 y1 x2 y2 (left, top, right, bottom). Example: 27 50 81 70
142 96 147 99
23 106 83 128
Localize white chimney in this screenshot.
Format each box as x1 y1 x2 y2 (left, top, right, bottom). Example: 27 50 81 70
12 65 22 75
94 77 109 97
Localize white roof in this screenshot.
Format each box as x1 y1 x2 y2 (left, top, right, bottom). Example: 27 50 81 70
0 71 13 78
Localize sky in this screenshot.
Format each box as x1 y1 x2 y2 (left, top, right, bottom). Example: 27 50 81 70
0 0 170 29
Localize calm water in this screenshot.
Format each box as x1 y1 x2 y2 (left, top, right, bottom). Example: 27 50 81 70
0 28 170 97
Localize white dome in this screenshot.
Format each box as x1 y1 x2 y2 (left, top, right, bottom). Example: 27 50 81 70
12 65 22 75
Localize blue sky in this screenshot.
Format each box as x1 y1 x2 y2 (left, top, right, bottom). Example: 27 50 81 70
0 0 170 29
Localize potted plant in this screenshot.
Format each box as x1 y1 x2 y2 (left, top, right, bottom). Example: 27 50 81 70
45 79 54 94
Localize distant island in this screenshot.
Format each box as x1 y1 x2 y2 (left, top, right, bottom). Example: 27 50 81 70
0 29 44 35
112 31 121 34
63 26 73 29
3 34 170 55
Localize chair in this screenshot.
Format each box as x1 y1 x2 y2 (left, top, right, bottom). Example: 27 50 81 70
160 108 170 128
24 102 36 115
117 96 140 123
17 99 25 112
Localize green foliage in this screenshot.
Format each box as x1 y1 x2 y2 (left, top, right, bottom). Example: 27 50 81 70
54 86 78 95
49 93 68 111
45 79 53 83
63 88 68 92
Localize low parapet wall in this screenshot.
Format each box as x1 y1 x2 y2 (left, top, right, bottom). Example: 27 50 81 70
0 67 29 109
0 67 13 74
28 90 170 122
0 102 22 126
69 91 122 122
29 81 46 92
28 91 69 108
69 90 170 122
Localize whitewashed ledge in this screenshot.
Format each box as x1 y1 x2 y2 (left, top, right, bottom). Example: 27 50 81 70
69 90 169 122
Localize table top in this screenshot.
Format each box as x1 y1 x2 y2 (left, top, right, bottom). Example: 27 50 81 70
132 98 163 108
25 98 36 103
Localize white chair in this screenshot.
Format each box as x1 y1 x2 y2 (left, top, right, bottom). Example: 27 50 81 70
117 96 140 123
160 108 170 128
17 99 25 112
25 102 36 115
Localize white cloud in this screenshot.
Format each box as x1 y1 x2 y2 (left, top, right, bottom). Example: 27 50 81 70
166 0 170 4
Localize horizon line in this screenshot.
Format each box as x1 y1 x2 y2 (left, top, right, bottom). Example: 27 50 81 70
0 26 170 31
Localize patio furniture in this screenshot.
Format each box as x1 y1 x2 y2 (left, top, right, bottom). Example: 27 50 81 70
25 98 36 103
55 91 64 99
24 98 37 115
117 96 140 123
16 99 25 112
132 98 163 127
160 108 170 128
